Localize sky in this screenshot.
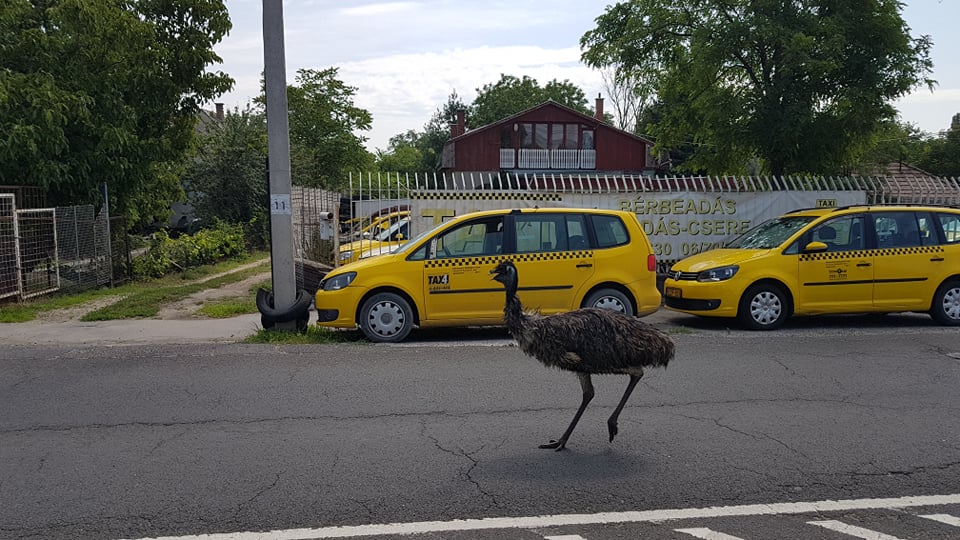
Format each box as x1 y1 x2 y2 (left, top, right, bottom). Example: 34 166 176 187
210 1 960 153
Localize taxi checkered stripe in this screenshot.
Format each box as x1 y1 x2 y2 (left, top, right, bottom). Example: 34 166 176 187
799 245 944 261
424 251 594 268
410 192 562 201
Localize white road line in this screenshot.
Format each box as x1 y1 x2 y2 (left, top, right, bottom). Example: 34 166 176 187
674 527 745 539
807 520 905 540
120 493 960 540
920 513 960 527
543 535 589 540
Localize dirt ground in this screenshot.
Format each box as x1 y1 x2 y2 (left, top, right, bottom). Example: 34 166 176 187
33 264 271 323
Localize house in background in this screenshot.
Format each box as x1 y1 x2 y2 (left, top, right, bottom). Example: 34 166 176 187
439 96 664 188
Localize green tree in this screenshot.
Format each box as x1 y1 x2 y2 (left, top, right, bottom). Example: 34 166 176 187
183 106 268 229
278 68 374 189
0 0 232 225
468 75 591 128
581 0 934 176
919 113 960 177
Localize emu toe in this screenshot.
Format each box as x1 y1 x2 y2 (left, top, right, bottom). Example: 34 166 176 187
608 420 619 442
539 439 567 451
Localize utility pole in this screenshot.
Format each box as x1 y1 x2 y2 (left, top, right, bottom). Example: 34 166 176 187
261 0 297 330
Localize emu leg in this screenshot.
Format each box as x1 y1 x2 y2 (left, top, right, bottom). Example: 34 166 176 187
607 373 642 442
541 372 594 451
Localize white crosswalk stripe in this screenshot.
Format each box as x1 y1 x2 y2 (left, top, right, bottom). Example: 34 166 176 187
543 536 589 540
920 513 960 527
674 527 745 539
807 519 906 539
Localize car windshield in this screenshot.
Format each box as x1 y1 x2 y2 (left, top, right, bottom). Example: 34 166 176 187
392 226 436 254
374 219 407 241
726 215 816 249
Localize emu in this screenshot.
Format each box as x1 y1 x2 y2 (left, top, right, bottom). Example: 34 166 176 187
490 259 674 451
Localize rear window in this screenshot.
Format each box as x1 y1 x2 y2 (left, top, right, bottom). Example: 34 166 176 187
590 214 629 248
937 212 960 244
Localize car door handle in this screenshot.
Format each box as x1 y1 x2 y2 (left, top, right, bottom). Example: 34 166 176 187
576 263 593 268
856 262 872 267
931 257 945 262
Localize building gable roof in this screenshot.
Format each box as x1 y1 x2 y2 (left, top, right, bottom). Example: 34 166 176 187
447 99 654 146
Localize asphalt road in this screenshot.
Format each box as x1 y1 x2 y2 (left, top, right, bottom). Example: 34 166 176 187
1 314 959 539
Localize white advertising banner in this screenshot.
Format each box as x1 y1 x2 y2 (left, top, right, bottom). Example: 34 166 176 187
409 190 867 264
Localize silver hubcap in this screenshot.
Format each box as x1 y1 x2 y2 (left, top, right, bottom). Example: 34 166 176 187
367 300 405 337
750 291 782 325
593 296 626 313
942 287 960 320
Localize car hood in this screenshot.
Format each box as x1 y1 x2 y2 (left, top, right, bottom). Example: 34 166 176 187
671 248 775 272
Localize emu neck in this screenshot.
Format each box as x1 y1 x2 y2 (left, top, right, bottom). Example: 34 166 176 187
503 289 526 336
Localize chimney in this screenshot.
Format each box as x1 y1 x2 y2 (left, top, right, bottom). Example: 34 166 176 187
595 94 604 121
450 109 466 138
215 103 225 121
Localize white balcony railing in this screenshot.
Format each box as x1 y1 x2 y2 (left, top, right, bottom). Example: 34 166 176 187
500 149 596 170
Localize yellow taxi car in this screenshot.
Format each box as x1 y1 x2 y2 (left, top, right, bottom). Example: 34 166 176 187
663 204 960 329
338 218 409 265
316 207 662 342
355 210 409 239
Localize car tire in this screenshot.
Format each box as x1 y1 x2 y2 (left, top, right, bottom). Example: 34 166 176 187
738 283 789 330
583 288 634 316
359 292 414 342
930 279 960 326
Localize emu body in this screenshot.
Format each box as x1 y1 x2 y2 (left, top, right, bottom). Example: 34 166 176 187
491 259 674 450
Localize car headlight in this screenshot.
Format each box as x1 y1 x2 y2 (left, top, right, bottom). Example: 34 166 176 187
338 250 353 262
697 265 739 282
321 272 357 291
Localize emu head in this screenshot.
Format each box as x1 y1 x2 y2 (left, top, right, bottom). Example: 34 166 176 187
490 259 518 297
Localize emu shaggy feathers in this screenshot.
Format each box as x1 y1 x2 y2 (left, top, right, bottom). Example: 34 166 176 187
491 259 674 451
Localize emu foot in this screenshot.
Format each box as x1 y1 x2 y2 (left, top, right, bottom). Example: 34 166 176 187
608 419 619 442
539 439 568 451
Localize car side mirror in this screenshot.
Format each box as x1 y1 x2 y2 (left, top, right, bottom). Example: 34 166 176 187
396 233 404 241
804 241 828 252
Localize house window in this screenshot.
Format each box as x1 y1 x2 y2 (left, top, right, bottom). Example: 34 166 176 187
500 128 512 148
564 124 579 148
520 123 550 149
534 124 548 149
550 126 563 149
582 130 594 150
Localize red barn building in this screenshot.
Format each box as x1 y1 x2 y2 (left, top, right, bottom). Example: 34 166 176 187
439 97 662 182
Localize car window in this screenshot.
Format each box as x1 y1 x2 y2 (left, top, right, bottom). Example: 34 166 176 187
810 215 865 252
566 215 589 250
590 214 629 248
875 212 923 248
433 217 503 258
937 212 960 244
514 214 565 253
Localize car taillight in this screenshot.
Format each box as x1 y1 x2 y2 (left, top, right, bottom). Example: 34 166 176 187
647 253 656 272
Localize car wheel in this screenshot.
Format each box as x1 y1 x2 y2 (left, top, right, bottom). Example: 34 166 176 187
738 284 789 330
583 288 634 316
930 279 960 326
359 292 414 342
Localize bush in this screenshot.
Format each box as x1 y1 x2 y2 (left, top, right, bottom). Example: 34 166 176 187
133 222 247 278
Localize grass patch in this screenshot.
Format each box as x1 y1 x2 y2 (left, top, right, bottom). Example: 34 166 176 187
80 261 270 321
0 252 271 324
244 325 363 344
198 297 257 318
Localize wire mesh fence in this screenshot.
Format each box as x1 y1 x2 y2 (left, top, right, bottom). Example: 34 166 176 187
0 195 127 303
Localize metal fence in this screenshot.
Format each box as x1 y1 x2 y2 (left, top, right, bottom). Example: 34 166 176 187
288 172 960 274
0 193 125 303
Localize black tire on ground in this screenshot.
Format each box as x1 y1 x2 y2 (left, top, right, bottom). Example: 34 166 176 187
359 292 414 343
583 288 634 316
737 283 790 330
930 279 960 326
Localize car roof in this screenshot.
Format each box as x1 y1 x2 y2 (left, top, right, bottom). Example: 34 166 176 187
786 204 960 218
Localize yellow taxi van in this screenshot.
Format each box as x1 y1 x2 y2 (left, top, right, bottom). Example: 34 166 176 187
316 207 662 342
663 204 960 329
